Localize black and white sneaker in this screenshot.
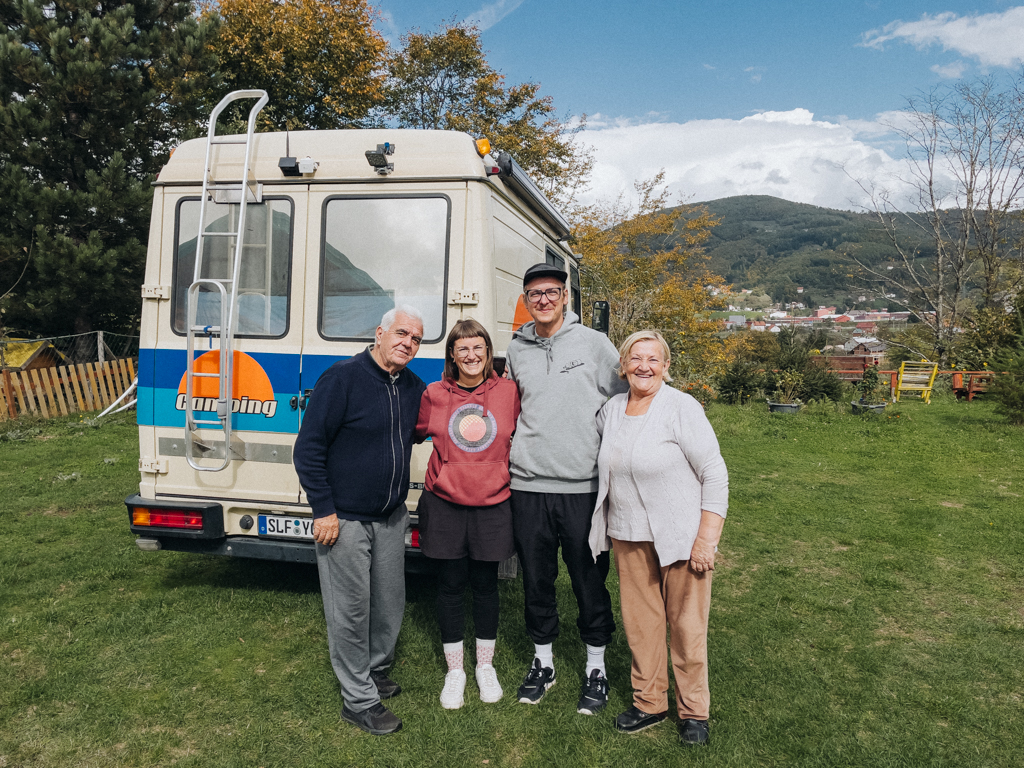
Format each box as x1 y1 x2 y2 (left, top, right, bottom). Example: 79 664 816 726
576 669 609 714
517 658 556 704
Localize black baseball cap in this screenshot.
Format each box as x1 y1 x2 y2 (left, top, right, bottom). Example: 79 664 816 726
523 262 568 287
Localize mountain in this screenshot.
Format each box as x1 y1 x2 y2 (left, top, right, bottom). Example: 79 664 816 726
662 195 930 310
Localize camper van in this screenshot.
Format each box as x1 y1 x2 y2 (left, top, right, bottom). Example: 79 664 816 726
125 91 581 565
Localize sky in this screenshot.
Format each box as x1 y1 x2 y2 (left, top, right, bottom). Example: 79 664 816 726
376 0 1024 210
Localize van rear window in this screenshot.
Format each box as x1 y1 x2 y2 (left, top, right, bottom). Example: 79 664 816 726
319 196 449 342
172 199 293 338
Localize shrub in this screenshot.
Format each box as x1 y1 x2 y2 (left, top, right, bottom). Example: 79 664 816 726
771 369 804 404
990 347 1024 425
800 362 844 402
679 378 718 408
853 365 887 405
716 360 765 404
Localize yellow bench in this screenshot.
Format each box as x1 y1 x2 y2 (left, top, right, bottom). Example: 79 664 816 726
895 361 939 404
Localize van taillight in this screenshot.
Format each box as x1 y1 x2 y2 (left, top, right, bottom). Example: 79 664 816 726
132 508 203 529
410 528 420 548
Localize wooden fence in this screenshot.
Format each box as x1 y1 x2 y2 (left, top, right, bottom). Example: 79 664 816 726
0 358 136 421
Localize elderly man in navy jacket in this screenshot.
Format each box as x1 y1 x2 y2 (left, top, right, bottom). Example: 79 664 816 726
293 306 426 735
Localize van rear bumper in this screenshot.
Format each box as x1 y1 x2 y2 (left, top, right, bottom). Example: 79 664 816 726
149 534 318 563
135 534 433 567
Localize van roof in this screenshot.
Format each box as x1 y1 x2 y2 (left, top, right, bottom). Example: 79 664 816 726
156 129 490 184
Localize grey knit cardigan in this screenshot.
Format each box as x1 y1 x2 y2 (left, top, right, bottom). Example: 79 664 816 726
588 384 729 566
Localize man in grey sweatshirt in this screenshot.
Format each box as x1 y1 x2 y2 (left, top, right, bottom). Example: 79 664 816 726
506 262 629 714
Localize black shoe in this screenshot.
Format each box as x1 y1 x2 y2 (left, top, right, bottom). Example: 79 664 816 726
370 669 402 699
577 669 609 715
614 705 668 733
517 658 556 704
678 718 710 745
341 702 402 735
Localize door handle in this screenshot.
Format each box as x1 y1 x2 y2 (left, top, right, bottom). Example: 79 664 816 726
299 389 313 410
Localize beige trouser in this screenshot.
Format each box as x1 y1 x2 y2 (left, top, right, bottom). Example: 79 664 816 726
612 538 712 720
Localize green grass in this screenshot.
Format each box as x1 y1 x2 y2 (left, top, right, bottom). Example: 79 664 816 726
1 397 1022 767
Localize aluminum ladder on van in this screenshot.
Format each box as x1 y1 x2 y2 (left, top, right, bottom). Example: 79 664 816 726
183 89 269 471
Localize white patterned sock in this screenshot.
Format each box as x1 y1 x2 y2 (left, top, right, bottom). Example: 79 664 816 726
443 641 464 672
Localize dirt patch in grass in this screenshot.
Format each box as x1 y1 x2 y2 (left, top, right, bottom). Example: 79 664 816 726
31 506 73 517
940 501 965 508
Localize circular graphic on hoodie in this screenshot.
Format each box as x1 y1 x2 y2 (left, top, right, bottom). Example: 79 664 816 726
448 403 498 453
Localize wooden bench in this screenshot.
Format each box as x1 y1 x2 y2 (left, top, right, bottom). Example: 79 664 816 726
953 372 994 401
895 361 939 404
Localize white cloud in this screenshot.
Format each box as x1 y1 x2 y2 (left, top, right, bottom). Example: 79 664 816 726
462 0 525 32
377 9 400 45
579 109 922 211
930 60 967 79
862 8 1024 68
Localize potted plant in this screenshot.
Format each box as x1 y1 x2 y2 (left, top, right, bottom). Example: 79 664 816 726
852 365 888 413
768 369 803 413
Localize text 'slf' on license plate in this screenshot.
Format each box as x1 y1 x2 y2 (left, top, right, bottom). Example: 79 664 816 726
257 514 314 539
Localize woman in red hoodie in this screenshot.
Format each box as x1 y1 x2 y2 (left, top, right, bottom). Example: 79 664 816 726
415 318 521 710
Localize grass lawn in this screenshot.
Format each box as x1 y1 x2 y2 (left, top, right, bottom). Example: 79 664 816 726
1 396 1022 767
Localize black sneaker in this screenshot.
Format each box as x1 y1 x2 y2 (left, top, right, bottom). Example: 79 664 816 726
614 705 668 733
517 658 556 704
577 669 609 714
370 669 402 699
341 702 402 735
678 718 710 745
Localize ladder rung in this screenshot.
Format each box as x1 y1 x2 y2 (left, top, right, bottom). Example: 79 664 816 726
190 325 222 332
191 372 220 378
210 137 248 145
202 231 238 238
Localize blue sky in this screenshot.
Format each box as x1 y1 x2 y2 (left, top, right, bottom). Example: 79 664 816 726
377 1 1024 209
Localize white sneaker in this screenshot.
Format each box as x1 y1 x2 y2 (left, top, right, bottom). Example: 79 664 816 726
476 663 503 704
440 669 467 710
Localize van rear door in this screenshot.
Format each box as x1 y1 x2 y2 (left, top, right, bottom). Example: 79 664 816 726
149 189 306 504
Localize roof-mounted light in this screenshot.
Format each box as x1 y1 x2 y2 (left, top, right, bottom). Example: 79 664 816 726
475 138 491 156
366 142 395 175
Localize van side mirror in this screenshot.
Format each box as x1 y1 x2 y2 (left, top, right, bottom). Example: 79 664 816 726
592 301 610 335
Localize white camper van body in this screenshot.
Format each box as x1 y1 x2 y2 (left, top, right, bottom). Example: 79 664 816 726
127 126 580 564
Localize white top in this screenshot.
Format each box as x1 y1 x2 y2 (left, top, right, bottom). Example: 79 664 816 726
589 385 729 566
606 413 654 542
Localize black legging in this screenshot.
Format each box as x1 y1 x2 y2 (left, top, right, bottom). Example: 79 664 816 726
436 557 500 643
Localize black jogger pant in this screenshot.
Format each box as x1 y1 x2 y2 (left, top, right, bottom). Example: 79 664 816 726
436 557 500 644
511 490 614 647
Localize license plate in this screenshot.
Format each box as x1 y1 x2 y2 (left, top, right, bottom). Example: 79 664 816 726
257 514 314 539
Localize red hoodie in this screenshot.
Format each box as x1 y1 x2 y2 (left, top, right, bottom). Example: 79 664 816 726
414 373 521 508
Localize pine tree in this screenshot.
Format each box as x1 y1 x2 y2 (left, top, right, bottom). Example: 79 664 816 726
0 1 219 338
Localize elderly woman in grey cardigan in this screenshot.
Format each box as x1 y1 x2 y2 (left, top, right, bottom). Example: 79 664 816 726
588 330 728 747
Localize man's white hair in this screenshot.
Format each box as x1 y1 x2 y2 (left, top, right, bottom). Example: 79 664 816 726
380 305 425 331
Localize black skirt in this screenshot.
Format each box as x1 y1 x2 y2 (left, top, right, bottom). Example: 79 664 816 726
417 490 515 561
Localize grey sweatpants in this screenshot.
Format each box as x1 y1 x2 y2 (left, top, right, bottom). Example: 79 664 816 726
316 504 408 712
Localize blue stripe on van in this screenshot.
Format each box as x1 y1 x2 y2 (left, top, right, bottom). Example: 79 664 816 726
147 349 300 391
135 348 445 432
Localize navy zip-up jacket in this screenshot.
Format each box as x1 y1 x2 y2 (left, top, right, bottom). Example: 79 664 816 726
294 349 426 521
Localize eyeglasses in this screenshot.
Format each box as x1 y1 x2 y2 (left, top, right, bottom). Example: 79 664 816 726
525 287 564 304
453 344 487 359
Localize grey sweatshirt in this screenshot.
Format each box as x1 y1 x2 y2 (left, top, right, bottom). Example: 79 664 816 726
507 312 629 493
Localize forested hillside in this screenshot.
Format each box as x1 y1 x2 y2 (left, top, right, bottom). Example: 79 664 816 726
664 195 931 310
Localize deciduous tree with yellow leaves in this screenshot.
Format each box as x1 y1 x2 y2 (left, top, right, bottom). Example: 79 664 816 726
206 0 387 129
576 173 732 380
384 22 592 208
